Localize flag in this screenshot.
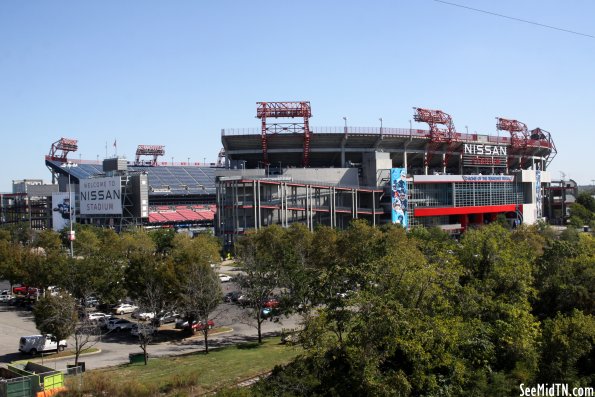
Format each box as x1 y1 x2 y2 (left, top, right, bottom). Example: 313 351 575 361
113 139 117 148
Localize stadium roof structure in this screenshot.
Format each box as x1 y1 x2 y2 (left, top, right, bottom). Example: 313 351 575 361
45 159 217 196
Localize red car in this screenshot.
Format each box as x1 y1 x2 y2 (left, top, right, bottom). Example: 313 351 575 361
263 298 279 309
191 320 215 331
12 285 39 296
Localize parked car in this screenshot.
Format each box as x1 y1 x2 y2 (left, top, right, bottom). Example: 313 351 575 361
175 318 191 329
84 296 99 307
12 285 39 296
131 310 155 320
19 334 67 355
224 291 241 303
0 293 14 303
263 298 280 309
100 316 118 328
237 294 251 306
112 303 138 315
87 312 109 323
219 273 232 283
175 318 214 331
191 320 215 332
107 319 134 332
152 311 179 326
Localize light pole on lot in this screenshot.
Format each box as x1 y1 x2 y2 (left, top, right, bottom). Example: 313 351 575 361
61 162 78 257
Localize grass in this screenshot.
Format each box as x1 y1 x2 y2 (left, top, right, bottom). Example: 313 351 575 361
64 337 301 397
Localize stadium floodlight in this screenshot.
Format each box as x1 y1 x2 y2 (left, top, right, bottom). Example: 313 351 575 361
61 162 78 257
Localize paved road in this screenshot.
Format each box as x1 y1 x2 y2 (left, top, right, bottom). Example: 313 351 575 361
0 275 301 372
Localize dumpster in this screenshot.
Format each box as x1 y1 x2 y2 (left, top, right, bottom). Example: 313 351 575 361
7 363 65 396
66 362 85 375
129 353 147 364
0 367 34 397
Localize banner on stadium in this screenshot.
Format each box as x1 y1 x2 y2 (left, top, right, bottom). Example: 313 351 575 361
391 168 408 228
536 169 542 219
80 176 123 215
52 192 75 231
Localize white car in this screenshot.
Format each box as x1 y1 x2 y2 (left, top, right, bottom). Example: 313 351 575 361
19 334 67 355
113 303 138 314
107 319 134 332
0 294 14 302
219 274 232 283
136 311 156 321
87 312 109 322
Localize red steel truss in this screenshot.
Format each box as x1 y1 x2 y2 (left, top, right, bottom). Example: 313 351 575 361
135 145 165 166
48 137 78 161
496 117 529 169
530 128 557 168
496 118 528 149
413 107 457 168
413 107 456 143
256 101 312 167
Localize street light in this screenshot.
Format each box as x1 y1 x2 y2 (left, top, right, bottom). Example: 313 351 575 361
61 162 77 257
379 117 383 134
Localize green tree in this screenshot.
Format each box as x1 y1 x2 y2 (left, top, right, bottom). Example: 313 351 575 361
539 310 595 385
149 228 176 256
576 192 595 212
169 232 221 350
180 262 221 353
534 235 595 318
235 226 285 344
0 240 26 290
569 203 592 225
32 293 78 349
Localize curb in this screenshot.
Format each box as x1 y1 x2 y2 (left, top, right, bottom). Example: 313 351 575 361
12 348 103 365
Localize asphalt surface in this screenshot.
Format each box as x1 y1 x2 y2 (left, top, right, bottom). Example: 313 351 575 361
0 266 301 372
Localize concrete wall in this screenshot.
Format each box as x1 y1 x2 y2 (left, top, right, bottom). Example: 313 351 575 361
283 168 359 186
362 152 392 187
215 169 266 178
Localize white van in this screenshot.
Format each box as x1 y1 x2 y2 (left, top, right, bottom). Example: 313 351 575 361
18 334 67 355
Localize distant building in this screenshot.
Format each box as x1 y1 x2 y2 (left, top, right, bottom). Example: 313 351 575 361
0 180 58 229
544 179 578 225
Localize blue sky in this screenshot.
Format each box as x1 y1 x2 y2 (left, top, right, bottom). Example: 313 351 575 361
1 0 594 192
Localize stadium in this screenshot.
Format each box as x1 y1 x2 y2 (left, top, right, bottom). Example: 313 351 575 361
44 139 218 233
217 102 556 245
1 101 557 245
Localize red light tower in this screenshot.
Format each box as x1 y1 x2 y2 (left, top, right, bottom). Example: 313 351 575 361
413 107 456 143
135 145 165 166
496 117 529 169
256 101 312 167
48 137 78 162
413 108 457 169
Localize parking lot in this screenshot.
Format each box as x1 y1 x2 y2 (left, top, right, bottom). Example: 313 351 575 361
0 277 300 371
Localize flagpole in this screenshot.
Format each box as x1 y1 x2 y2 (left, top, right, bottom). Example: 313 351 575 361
105 142 107 158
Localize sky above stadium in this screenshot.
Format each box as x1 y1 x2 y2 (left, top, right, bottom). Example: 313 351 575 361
1 1 594 192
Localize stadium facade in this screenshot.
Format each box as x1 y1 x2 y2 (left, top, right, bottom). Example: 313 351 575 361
216 102 557 245
1 102 557 246
44 139 218 233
